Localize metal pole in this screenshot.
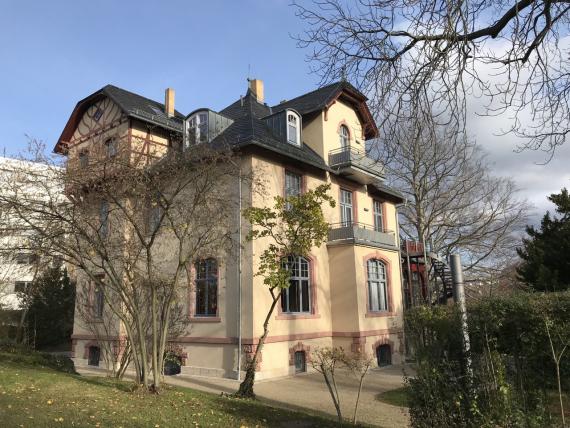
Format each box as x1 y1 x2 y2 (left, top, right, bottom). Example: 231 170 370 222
449 254 472 378
237 170 242 381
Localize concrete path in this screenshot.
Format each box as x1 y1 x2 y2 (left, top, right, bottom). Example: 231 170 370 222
77 365 411 427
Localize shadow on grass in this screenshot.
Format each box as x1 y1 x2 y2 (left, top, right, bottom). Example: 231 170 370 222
72 374 135 392
376 387 409 408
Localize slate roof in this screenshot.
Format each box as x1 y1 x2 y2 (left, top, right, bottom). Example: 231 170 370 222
271 81 363 115
212 89 327 169
98 85 184 132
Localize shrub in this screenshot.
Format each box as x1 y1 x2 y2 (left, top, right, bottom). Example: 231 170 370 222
0 341 76 374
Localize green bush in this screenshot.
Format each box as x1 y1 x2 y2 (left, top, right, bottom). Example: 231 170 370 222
405 292 570 427
0 341 76 374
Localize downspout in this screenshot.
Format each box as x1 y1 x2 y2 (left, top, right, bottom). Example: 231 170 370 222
395 203 407 361
237 169 242 381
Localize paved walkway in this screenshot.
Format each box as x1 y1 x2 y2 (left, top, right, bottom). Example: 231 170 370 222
77 365 411 427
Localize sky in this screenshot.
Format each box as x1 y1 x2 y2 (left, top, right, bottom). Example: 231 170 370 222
1 0 568 223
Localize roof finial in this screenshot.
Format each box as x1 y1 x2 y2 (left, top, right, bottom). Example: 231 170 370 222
340 64 347 82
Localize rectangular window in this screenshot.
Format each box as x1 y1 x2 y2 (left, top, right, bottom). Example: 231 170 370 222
94 285 104 318
281 256 311 314
340 189 353 226
367 259 388 312
105 138 118 158
195 259 218 316
285 171 301 209
99 200 109 239
14 281 31 293
147 194 162 234
79 151 89 168
373 200 384 232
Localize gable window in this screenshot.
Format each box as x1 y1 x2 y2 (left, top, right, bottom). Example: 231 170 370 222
340 189 353 227
188 112 209 144
79 151 89 168
94 284 104 318
287 112 301 146
99 200 109 239
339 125 350 148
195 258 218 316
105 138 118 158
373 200 384 232
281 256 310 313
93 108 103 122
367 259 388 312
15 253 37 265
285 171 301 209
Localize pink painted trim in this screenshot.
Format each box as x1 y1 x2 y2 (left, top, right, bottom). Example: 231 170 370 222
71 328 402 347
372 198 388 232
362 252 395 317
337 120 352 146
339 186 358 224
189 316 221 323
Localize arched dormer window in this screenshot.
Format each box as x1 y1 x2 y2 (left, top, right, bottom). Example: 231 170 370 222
287 111 301 146
339 125 350 148
187 111 209 144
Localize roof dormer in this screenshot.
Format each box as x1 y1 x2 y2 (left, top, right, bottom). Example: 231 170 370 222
263 108 302 147
183 109 233 148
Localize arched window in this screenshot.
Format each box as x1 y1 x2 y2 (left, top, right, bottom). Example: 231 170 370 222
339 125 350 148
195 258 218 316
281 256 310 313
287 112 301 146
367 259 388 312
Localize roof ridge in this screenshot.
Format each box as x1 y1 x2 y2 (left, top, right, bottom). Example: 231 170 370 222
271 81 342 108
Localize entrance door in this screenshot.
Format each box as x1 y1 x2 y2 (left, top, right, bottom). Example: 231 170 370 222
294 351 306 373
88 346 101 366
376 344 391 367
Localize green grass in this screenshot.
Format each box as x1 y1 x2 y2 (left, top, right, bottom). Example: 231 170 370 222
0 354 338 427
375 387 409 408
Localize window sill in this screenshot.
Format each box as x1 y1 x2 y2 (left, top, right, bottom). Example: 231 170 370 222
276 313 321 320
365 311 394 318
189 316 221 323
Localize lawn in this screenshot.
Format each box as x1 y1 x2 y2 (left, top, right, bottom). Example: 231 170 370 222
375 387 409 408
0 353 338 427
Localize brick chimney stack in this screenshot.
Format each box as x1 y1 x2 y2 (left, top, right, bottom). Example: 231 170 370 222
248 79 264 103
165 88 175 117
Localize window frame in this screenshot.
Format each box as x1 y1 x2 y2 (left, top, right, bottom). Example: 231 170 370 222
284 170 302 210
187 111 209 144
93 284 104 319
194 258 218 317
340 188 354 227
373 200 384 232
281 255 311 314
79 150 89 168
99 199 109 239
366 258 389 313
339 124 350 148
286 111 301 146
105 138 118 159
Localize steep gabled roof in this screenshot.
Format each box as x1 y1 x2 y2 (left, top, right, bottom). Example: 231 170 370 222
212 89 327 169
271 81 378 140
55 85 184 153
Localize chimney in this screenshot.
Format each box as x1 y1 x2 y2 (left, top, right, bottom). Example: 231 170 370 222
165 88 175 117
248 79 264 103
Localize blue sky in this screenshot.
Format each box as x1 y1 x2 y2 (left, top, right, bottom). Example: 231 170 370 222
1 0 568 219
0 0 318 156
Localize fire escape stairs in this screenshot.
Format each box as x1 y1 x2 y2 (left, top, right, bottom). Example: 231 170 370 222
431 258 454 303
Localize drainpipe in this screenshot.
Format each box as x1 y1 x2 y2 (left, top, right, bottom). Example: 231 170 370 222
237 169 242 381
395 203 407 361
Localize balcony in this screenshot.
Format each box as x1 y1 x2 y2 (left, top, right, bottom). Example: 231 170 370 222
327 222 397 249
328 147 384 184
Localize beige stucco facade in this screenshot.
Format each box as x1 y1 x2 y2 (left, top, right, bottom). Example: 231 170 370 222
64 83 404 380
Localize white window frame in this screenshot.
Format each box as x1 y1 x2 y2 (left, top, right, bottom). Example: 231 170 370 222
281 256 311 314
105 138 118 158
188 112 209 144
367 259 388 312
286 111 301 146
285 170 302 210
373 200 384 232
195 258 218 317
340 189 353 227
339 125 350 148
100 200 109 239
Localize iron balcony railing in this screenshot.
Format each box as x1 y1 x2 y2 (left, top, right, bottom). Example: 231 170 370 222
328 146 384 177
328 222 396 248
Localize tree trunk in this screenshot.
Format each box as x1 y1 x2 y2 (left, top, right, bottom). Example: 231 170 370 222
235 290 281 398
150 283 160 392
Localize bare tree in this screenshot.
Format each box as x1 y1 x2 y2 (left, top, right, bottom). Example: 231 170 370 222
0 137 245 392
294 0 570 155
375 118 529 273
